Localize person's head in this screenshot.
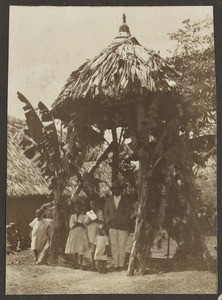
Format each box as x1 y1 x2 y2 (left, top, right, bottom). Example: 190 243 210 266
74 201 82 214
90 200 97 211
10 222 16 228
111 180 122 196
98 223 106 235
36 209 44 219
6 225 12 234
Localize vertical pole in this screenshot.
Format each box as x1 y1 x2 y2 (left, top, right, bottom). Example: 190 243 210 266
127 103 148 276
111 127 119 183
167 234 170 260
48 180 63 265
60 121 63 144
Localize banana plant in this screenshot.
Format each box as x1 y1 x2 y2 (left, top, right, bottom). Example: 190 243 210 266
17 92 110 262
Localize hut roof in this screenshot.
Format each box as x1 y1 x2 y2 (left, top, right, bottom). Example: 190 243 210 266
52 15 180 119
7 116 50 197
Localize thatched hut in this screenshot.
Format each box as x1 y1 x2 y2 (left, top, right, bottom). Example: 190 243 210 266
7 116 50 238
51 14 185 274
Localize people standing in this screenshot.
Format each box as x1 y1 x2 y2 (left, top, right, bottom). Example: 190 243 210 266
29 209 52 261
84 200 104 270
104 180 131 271
65 201 89 270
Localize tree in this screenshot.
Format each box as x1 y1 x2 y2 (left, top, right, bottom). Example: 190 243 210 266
127 17 216 274
167 17 216 130
166 16 217 240
17 92 107 263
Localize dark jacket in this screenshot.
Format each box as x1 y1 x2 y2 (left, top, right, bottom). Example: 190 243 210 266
104 195 131 231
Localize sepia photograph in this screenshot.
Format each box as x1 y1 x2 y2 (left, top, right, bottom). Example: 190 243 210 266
5 5 217 295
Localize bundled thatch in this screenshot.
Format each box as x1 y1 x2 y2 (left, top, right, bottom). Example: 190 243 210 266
53 16 180 119
7 116 50 197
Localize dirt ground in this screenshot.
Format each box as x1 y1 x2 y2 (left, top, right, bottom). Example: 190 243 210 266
5 236 218 295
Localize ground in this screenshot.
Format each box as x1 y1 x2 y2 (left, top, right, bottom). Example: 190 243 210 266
6 236 217 295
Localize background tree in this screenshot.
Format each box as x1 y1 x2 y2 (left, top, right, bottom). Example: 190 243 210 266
167 16 216 232
127 16 216 274
167 16 216 130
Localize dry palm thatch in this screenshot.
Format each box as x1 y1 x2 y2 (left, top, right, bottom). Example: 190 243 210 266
7 116 50 197
52 15 180 120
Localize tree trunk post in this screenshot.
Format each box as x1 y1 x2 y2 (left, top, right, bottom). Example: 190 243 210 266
167 234 170 260
111 127 119 183
127 103 148 276
127 102 168 276
48 180 63 265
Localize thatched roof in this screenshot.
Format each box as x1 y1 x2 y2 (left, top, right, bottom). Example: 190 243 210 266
52 15 180 119
7 116 50 197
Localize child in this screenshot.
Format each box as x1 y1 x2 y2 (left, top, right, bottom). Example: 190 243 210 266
84 200 104 270
65 201 89 270
29 209 52 261
94 224 109 274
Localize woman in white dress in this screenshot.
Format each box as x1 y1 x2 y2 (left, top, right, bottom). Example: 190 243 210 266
29 209 52 261
65 201 89 269
84 200 104 270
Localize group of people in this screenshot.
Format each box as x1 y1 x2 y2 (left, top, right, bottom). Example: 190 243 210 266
64 180 133 273
29 180 135 273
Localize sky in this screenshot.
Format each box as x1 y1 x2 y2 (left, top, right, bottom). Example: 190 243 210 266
8 6 213 119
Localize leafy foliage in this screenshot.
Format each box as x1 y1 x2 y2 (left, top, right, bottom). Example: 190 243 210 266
167 17 216 134
17 92 112 199
163 17 217 244
131 17 217 260
18 92 61 184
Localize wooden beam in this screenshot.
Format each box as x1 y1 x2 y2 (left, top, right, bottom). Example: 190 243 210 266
74 142 113 196
111 128 119 183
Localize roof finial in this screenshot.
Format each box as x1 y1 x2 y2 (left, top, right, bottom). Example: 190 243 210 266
123 13 126 24
118 13 130 34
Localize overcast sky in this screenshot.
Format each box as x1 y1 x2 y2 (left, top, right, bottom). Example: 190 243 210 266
8 6 213 119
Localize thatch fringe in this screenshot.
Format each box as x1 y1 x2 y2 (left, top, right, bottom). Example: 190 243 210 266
7 116 50 197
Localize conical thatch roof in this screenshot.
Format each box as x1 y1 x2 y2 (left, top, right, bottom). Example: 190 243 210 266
7 116 50 197
52 15 180 119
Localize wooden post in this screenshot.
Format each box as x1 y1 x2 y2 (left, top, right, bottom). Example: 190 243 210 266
112 128 119 183
48 180 63 264
167 234 170 260
127 103 148 276
127 102 168 275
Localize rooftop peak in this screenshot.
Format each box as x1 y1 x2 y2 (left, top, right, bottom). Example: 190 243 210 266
112 14 131 44
119 13 130 34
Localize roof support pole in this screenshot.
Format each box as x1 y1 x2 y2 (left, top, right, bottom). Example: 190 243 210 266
73 142 113 197
127 102 168 275
48 178 64 264
127 102 149 275
111 127 119 183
